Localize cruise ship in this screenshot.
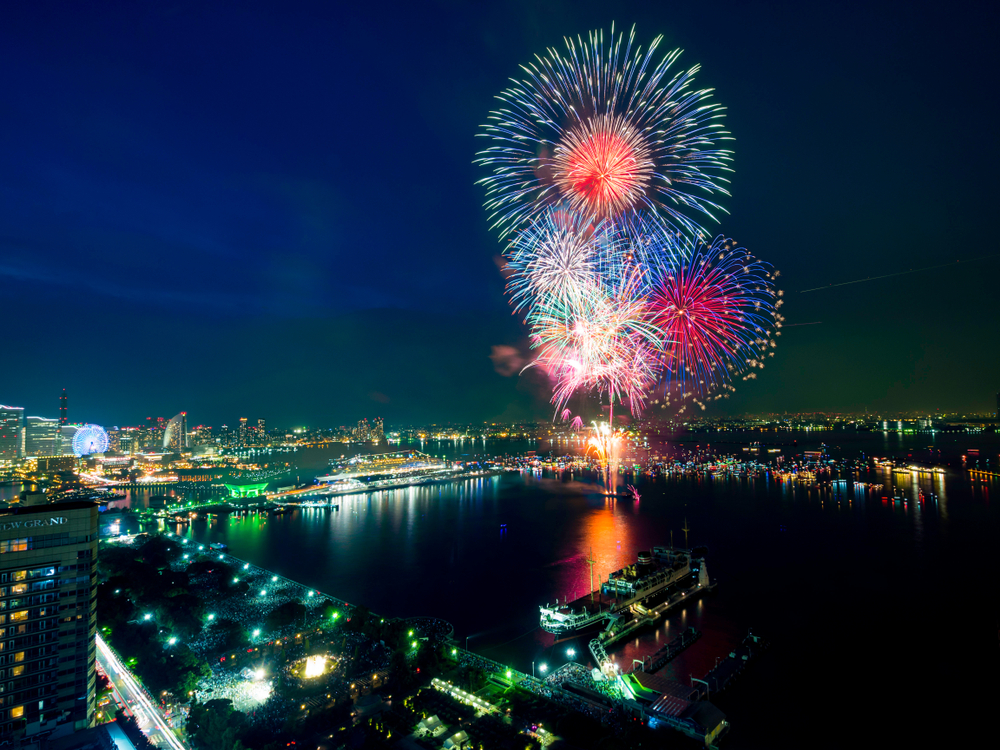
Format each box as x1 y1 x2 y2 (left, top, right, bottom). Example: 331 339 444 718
540 547 702 636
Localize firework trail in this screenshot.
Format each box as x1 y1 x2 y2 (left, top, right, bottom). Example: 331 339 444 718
586 421 622 475
477 25 732 239
648 236 783 399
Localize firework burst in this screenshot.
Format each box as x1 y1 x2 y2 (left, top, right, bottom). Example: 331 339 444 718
526 264 661 416
477 25 732 238
504 206 617 315
648 235 783 399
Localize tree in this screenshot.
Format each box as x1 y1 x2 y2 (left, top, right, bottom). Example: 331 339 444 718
214 619 250 653
187 698 247 750
265 600 306 630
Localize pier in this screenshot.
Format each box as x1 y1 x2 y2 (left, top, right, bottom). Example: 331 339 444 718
699 631 770 696
628 627 701 674
587 565 715 671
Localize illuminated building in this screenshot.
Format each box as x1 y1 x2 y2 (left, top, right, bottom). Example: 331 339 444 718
352 418 384 442
190 425 213 446
35 456 76 475
224 481 269 498
57 425 79 457
58 389 67 426
0 501 98 740
109 427 139 455
143 417 167 451
163 412 188 452
24 416 59 457
0 405 25 460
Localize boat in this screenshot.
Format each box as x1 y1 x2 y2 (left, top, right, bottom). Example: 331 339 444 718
209 542 228 551
539 547 702 636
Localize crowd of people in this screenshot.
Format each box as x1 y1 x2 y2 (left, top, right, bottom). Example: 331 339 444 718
171 552 342 657
196 667 275 712
406 616 454 641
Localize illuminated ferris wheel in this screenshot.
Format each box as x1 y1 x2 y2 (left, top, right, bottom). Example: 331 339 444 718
72 424 109 456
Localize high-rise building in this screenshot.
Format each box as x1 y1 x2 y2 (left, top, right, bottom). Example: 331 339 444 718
58 389 67 426
0 405 25 460
0 501 98 740
163 412 188 452
996 392 999 419
57 425 80 457
25 417 60 457
116 428 138 455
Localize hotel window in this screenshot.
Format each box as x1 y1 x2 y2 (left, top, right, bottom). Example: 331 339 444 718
10 585 26 595
10 705 23 718
10 666 23 677
12 653 22 663
10 612 26 622
12 572 25 582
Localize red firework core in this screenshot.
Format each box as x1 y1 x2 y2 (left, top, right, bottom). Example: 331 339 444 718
553 116 651 218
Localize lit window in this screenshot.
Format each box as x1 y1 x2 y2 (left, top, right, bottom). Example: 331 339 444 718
13 571 25 581
11 665 24 676
11 585 26 595
11 612 27 622
13 652 24 663
11 705 24 718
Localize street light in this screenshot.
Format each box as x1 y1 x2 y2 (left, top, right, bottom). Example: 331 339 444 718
567 648 576 658
143 614 152 621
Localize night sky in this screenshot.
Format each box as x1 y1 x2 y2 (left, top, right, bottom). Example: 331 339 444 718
2 0 997 428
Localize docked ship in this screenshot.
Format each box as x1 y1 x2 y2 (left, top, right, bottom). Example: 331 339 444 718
540 547 705 637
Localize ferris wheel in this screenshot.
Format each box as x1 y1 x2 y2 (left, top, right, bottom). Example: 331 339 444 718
72 424 109 456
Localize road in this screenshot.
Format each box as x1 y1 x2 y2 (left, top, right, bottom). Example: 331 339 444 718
96 635 189 750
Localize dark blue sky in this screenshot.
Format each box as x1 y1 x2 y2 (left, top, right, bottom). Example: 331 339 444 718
2 0 997 428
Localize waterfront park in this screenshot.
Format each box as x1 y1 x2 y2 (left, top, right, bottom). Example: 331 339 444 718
97 530 659 750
